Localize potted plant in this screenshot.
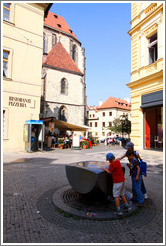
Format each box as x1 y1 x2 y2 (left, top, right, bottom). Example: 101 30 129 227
82 140 89 149
58 138 64 149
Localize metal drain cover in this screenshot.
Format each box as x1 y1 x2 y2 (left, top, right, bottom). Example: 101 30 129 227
52 186 139 220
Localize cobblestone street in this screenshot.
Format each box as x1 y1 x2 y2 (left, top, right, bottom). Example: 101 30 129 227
3 144 164 244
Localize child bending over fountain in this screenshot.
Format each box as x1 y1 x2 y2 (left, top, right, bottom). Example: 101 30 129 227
102 153 130 215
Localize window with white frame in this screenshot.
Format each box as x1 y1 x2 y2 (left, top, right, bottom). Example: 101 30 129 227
148 33 158 64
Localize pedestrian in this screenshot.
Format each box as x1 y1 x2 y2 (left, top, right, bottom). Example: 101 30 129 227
126 150 144 206
102 153 130 215
117 141 148 199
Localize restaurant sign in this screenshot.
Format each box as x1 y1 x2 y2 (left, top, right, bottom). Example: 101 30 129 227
8 96 33 108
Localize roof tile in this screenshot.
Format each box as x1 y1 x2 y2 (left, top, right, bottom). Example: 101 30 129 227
96 97 131 110
43 42 83 75
44 12 78 41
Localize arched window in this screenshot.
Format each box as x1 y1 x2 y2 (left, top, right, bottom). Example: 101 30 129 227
59 106 67 122
43 33 46 54
61 78 67 94
52 33 57 48
72 44 78 63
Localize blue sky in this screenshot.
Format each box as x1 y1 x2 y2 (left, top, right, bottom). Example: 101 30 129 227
50 2 131 106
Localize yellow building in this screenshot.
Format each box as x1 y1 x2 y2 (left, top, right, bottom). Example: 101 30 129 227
3 3 52 152
127 3 163 150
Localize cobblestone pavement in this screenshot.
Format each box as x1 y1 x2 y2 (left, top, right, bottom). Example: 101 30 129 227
3 144 164 244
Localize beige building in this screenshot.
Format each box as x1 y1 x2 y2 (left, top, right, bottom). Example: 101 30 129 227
3 3 52 152
127 3 163 150
88 97 131 140
41 12 87 135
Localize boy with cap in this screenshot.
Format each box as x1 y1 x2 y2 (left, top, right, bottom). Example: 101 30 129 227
102 153 129 215
117 141 148 199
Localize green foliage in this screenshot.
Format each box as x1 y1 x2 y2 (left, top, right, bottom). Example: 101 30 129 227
58 138 64 144
82 140 89 146
108 115 131 135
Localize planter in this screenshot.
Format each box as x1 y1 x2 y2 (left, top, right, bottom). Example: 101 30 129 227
59 144 64 149
83 145 87 149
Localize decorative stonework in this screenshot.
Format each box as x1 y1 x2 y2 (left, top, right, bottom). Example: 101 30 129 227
144 3 157 17
143 23 158 37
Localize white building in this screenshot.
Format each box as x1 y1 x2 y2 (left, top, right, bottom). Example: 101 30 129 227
88 97 131 140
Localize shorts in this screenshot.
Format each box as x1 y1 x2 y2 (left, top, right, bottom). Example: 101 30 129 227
113 182 125 198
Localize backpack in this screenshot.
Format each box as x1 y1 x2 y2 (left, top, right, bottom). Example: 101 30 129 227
139 159 147 176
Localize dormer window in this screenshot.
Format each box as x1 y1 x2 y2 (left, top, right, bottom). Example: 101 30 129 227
57 24 61 28
69 29 73 33
54 14 58 18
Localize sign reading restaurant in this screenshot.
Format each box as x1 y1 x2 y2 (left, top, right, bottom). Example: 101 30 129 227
8 96 32 107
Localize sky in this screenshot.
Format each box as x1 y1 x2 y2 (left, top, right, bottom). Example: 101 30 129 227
50 2 132 107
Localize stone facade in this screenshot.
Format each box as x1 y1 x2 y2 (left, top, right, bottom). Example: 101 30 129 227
41 12 86 128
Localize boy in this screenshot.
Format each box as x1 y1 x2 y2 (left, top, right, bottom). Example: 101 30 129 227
117 141 148 199
102 152 129 215
126 150 144 205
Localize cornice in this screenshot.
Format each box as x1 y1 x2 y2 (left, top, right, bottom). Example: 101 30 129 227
127 70 163 89
128 4 163 36
43 64 84 77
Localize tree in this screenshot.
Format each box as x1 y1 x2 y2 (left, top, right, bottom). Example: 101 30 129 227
108 115 131 137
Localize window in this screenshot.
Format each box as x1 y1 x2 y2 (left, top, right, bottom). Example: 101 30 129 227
59 106 67 122
3 109 8 139
102 122 105 127
95 122 97 127
102 132 105 136
95 132 98 136
109 112 112 116
3 3 10 21
103 112 105 117
109 122 112 127
52 34 57 48
148 33 157 64
90 122 92 127
90 114 91 118
3 51 9 77
57 24 61 28
72 44 76 62
43 33 46 54
61 78 67 94
93 114 95 117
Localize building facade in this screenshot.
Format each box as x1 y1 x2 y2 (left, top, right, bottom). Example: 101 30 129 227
3 3 52 152
41 12 87 134
128 3 163 150
88 97 131 140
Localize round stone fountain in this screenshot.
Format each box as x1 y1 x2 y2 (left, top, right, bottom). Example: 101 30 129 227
52 161 138 220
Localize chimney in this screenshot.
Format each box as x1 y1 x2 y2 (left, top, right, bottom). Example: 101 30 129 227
99 99 102 107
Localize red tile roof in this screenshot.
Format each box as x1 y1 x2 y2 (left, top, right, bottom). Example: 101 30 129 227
44 11 79 42
88 106 98 112
43 42 83 75
96 97 131 110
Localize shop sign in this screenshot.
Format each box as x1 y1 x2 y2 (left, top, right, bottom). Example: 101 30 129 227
8 96 32 107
